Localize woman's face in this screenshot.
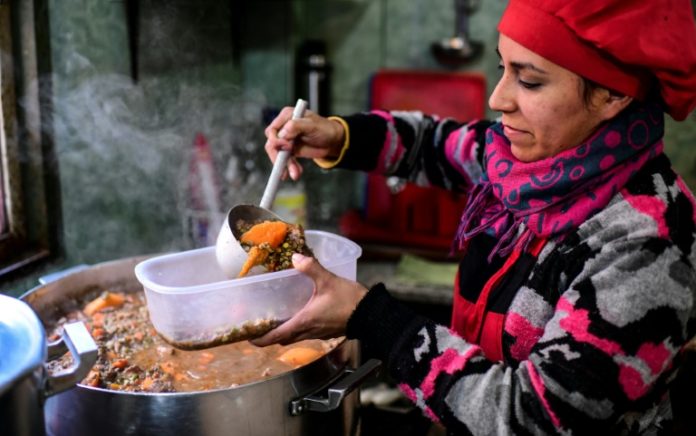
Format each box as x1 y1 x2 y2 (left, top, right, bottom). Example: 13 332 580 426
489 35 610 162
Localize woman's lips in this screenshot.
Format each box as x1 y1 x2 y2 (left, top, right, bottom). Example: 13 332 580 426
503 124 528 139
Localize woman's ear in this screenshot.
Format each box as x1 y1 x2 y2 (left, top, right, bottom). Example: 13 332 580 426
593 88 634 121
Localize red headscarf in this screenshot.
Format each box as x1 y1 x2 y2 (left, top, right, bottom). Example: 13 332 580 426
498 0 696 121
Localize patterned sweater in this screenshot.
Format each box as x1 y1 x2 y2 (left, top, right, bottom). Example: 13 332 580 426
339 111 696 435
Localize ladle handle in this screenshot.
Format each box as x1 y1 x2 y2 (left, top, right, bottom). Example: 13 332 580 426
260 98 308 210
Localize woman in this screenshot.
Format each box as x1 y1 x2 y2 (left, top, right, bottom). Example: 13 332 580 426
256 0 696 433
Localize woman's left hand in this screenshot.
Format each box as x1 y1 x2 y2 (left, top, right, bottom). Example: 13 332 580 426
251 253 369 346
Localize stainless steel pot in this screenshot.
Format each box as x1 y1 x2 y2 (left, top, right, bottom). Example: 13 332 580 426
0 294 97 436
21 255 380 436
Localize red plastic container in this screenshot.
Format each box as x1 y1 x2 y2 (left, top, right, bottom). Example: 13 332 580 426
340 70 486 251
369 70 487 120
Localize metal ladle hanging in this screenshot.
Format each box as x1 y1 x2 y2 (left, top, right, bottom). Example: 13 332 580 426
215 99 308 278
431 0 483 66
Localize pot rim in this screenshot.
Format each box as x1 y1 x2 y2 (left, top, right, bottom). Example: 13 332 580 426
19 254 356 397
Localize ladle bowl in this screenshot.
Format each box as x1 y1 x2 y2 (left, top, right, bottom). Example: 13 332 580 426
215 205 285 278
215 99 307 278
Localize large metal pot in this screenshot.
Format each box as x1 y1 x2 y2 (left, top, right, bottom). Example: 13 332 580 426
0 294 97 436
21 255 379 436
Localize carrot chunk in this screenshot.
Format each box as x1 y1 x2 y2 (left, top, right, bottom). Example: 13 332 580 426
277 347 322 367
238 246 269 278
112 359 129 369
91 328 105 340
240 221 288 248
91 312 105 328
83 292 126 316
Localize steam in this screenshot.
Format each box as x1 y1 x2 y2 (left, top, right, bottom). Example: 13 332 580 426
44 73 269 263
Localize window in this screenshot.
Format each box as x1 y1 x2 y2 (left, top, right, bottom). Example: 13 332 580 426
0 0 60 277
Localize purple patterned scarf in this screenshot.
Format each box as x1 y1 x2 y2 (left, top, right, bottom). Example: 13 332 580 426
455 102 665 261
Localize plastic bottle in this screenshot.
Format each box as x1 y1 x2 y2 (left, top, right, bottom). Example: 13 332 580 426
273 181 307 227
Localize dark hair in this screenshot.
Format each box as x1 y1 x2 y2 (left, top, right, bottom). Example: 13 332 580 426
580 77 628 108
580 77 602 108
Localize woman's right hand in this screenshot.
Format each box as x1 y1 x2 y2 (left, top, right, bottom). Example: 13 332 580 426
264 107 346 180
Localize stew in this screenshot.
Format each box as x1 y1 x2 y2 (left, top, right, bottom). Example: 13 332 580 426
235 219 314 277
46 289 339 393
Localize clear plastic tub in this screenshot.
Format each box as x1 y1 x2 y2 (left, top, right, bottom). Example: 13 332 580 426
134 230 361 349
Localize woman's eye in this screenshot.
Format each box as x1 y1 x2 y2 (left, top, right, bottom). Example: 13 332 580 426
519 80 540 89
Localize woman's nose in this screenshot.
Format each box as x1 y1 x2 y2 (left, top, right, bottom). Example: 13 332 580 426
488 76 515 113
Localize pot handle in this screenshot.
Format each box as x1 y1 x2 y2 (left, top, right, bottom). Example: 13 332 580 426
44 322 98 397
289 358 382 415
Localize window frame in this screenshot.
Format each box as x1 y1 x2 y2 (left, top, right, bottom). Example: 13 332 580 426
0 0 61 278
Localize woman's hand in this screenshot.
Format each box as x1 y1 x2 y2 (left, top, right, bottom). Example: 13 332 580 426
251 253 368 346
264 107 346 180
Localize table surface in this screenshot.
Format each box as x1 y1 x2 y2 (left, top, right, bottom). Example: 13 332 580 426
357 260 454 305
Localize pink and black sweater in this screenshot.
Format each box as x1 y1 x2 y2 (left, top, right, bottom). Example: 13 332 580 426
339 110 696 434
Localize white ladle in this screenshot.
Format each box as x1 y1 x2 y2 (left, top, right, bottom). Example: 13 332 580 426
215 99 308 278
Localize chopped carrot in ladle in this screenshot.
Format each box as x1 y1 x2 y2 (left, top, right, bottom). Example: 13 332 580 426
237 221 289 277
240 221 289 248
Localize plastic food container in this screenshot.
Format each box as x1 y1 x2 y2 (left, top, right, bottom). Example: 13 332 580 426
134 230 362 349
